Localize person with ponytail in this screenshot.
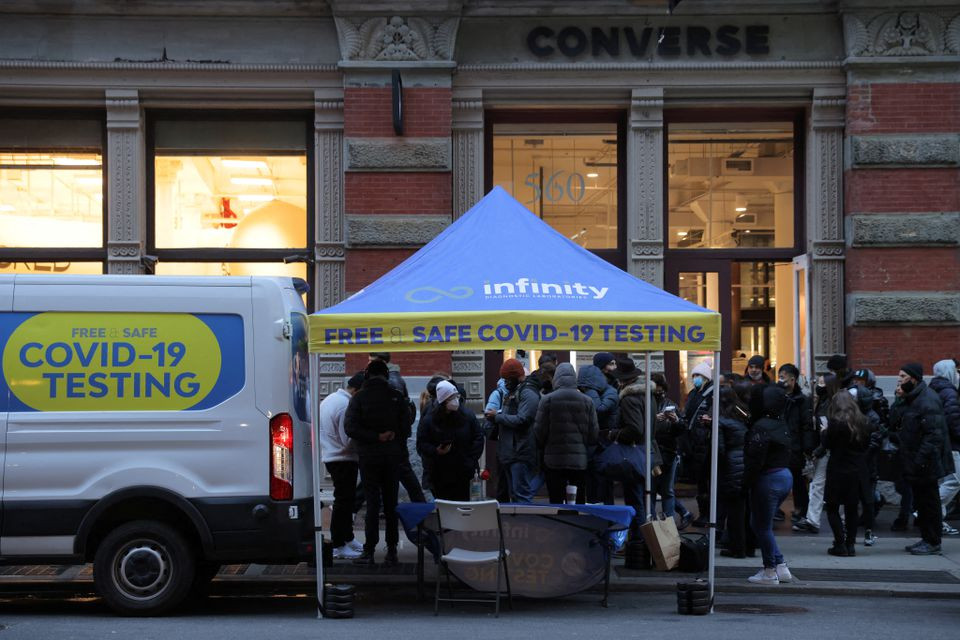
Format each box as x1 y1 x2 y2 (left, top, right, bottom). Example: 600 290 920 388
823 391 870 556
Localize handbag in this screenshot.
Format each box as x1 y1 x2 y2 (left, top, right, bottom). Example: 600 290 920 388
596 441 647 482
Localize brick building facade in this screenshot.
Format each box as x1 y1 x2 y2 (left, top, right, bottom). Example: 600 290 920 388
0 0 957 402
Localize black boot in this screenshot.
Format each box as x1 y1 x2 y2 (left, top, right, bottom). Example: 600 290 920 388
383 546 399 567
352 548 376 566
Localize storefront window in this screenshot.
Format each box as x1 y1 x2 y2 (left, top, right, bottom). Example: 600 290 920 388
0 261 102 275
0 117 104 249
668 122 794 249
492 122 618 250
154 261 306 280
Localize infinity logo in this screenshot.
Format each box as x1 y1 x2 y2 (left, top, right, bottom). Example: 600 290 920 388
404 286 474 304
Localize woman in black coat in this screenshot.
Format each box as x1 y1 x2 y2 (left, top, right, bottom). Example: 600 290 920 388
417 380 484 501
823 390 870 556
717 387 750 558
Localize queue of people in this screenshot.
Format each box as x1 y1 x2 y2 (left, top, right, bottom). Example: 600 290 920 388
317 350 960 581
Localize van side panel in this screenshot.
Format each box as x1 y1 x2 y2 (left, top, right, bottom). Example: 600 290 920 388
0 277 14 556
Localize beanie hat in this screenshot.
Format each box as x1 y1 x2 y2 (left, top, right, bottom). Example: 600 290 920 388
593 352 616 369
366 359 390 379
347 371 366 390
691 361 713 381
369 352 391 363
826 354 847 373
901 362 923 381
435 380 458 404
499 358 525 380
747 355 766 368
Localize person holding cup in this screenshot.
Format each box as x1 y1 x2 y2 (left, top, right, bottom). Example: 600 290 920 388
533 363 599 504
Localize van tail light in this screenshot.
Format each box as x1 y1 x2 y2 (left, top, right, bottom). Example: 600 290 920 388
270 413 294 500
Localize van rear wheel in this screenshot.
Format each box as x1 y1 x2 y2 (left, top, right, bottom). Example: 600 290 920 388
93 520 196 616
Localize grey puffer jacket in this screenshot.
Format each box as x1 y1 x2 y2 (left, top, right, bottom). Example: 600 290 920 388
931 359 960 452
533 363 599 471
494 375 542 467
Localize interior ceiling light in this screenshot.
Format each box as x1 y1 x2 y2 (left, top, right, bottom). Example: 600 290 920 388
586 172 599 178
52 157 101 166
238 194 275 202
677 231 688 237
0 204 15 212
230 177 273 186
735 206 748 212
222 159 269 170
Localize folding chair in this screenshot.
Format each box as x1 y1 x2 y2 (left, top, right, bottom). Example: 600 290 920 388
433 499 513 617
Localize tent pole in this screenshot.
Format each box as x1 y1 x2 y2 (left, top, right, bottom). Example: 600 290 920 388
644 352 652 521
310 353 325 619
708 350 720 612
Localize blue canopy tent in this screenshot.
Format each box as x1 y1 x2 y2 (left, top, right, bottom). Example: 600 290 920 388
308 187 723 614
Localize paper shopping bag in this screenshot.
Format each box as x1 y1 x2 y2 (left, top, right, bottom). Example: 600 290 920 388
639 515 681 571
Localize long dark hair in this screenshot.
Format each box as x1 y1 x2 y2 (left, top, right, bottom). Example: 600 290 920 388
828 391 868 443
719 386 750 423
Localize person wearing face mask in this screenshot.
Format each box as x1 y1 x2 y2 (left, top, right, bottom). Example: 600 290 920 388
778 364 813 526
793 374 837 535
485 358 543 502
683 361 715 527
417 381 484 501
893 363 953 555
745 355 771 386
649 373 690 526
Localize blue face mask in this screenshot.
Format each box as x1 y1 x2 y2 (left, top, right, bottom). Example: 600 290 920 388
692 376 704 389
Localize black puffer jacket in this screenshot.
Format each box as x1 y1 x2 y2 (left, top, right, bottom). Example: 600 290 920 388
782 387 813 457
893 381 952 482
533 363 599 471
683 382 714 463
577 365 619 433
653 393 684 461
743 386 792 487
344 375 413 458
615 382 664 469
929 375 960 453
417 404 485 481
494 376 542 467
717 417 747 496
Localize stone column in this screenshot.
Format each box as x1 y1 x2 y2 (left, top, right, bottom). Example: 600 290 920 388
105 89 146 274
451 89 486 410
627 87 666 372
314 91 348 398
807 87 846 375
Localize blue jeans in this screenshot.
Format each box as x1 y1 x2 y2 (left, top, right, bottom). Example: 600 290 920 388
750 468 792 568
650 455 679 519
509 462 542 503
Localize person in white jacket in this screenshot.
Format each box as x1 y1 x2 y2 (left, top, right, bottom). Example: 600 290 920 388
320 372 365 559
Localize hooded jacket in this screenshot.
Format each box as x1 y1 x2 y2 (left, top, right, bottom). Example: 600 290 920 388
344 375 413 458
892 380 953 482
743 386 792 487
494 375 542 467
577 364 620 433
931 359 960 452
533 363 599 471
717 416 747 496
683 381 714 463
615 382 664 470
417 403 485 480
782 385 813 456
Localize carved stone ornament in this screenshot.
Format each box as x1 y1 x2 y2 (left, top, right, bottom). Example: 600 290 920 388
844 11 960 57
335 16 460 62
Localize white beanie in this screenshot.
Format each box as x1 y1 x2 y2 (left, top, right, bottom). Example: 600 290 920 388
436 380 458 404
691 362 713 381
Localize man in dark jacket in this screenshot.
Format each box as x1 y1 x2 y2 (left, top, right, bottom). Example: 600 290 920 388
579 363 620 504
778 363 812 523
894 362 953 555
594 351 619 388
745 355 771 385
344 359 413 566
368 352 425 503
487 358 542 503
533 363 598 504
932 359 960 535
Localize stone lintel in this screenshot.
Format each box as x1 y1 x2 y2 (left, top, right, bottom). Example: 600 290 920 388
345 137 450 171
850 134 959 168
848 292 960 325
849 212 960 247
346 214 449 247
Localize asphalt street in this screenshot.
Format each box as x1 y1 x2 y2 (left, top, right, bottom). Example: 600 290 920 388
1 585 958 640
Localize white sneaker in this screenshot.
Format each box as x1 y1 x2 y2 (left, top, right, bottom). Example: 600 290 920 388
775 563 793 583
943 523 959 536
332 544 362 560
347 539 364 552
748 568 780 585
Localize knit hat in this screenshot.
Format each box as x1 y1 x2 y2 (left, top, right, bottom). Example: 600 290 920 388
366 359 390 379
691 361 713 381
346 371 366 390
747 355 766 368
435 380 458 404
827 354 847 373
593 352 616 369
499 358 525 380
901 362 923 381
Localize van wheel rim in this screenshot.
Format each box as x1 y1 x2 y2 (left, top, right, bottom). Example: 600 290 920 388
114 540 170 600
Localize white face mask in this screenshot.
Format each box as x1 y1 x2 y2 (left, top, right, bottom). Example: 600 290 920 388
445 397 460 411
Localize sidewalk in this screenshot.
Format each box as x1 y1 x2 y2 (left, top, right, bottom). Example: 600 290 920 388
4 502 959 600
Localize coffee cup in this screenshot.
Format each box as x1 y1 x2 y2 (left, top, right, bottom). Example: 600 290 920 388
565 484 577 504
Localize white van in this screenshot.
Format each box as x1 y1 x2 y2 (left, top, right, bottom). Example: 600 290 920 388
0 275 314 615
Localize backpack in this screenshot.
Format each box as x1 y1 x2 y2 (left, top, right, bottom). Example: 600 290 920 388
678 532 709 573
